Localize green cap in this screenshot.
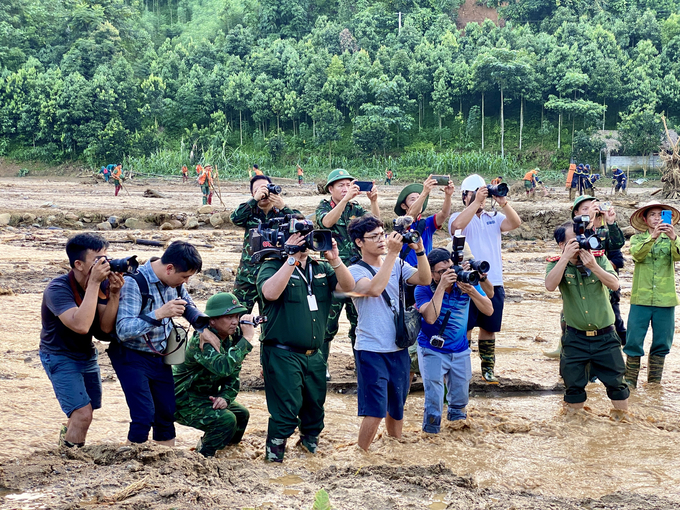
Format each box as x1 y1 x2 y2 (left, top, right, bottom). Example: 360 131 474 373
204 292 247 318
394 183 429 216
571 195 598 218
325 168 356 192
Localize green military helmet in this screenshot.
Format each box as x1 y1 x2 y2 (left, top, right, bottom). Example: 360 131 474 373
394 183 429 216
324 168 356 192
204 292 247 318
571 195 598 218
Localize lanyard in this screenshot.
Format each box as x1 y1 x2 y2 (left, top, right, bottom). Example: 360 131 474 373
295 263 314 296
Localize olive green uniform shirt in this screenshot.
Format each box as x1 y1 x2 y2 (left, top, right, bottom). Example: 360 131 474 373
546 256 617 331
315 199 367 263
630 232 680 307
256 258 338 350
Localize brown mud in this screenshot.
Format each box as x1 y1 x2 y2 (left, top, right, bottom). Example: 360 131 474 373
1 174 680 509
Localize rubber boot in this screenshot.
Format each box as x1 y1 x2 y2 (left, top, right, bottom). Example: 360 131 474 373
479 338 498 384
543 340 562 359
202 195 208 205
297 435 318 454
265 437 287 462
648 355 665 384
624 356 641 389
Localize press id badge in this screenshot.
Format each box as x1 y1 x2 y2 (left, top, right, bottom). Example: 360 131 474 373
307 294 318 311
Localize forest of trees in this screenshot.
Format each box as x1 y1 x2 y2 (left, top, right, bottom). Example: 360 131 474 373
1 0 680 178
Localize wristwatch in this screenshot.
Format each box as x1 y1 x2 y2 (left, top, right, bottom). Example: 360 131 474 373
286 256 297 266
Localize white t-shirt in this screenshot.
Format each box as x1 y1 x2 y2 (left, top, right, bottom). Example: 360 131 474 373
349 260 418 353
448 210 506 286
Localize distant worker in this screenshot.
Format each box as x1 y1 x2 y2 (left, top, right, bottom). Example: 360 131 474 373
196 164 202 176
297 165 304 185
572 164 587 197
182 165 188 183
583 173 600 198
490 176 503 186
612 168 627 195
112 164 123 197
385 168 393 185
523 168 539 197
99 166 110 183
253 164 263 176
197 165 213 205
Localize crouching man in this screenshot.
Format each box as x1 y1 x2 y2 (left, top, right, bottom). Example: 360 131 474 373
545 222 629 411
415 249 493 431
173 293 255 457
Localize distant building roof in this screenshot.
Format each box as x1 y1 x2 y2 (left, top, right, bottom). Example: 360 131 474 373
594 129 679 154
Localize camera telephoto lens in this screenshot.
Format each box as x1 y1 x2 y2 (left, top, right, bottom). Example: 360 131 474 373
469 259 490 273
108 255 139 274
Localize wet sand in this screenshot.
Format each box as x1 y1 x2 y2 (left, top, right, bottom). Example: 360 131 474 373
1 173 680 509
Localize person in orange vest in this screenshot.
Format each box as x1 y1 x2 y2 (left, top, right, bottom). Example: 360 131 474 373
181 165 188 183
198 165 213 205
112 164 123 196
296 164 304 185
253 164 263 176
384 168 393 185
205 165 214 205
490 176 503 186
523 168 541 197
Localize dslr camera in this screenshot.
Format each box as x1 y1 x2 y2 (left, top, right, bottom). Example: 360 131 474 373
95 255 139 274
573 215 602 251
264 183 282 195
451 235 482 285
249 215 333 262
392 216 421 244
486 182 509 197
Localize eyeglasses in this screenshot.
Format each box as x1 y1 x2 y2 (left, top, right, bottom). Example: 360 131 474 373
363 232 387 242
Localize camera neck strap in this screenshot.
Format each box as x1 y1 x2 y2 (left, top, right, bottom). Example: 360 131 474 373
437 309 452 336
68 271 107 307
356 260 395 311
294 262 314 296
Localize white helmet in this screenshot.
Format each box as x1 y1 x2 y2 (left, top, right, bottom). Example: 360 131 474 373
461 174 486 192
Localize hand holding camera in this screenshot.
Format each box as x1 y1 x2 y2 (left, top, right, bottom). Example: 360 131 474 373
156 298 187 320
108 272 125 296
89 256 111 286
284 233 307 261
578 248 597 269
439 268 458 288
386 232 403 255
562 238 580 259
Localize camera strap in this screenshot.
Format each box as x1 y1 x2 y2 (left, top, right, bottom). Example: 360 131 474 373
437 309 452 336
68 271 107 306
356 260 394 312
142 282 188 357
399 218 428 260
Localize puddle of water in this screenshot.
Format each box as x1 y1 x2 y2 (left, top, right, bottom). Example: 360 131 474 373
269 474 304 486
282 489 300 496
428 493 447 509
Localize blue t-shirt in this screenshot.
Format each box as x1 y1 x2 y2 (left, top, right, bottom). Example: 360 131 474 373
400 215 437 266
414 283 485 354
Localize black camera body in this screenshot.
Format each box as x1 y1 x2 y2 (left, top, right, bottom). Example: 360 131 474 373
486 182 509 197
393 216 421 245
96 255 139 274
573 215 602 251
265 183 282 195
249 215 333 262
451 235 480 286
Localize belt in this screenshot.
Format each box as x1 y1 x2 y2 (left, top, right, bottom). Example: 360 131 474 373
567 325 614 337
271 344 317 356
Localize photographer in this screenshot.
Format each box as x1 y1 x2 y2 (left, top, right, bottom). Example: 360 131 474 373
40 233 124 447
545 222 629 411
449 174 522 383
347 215 431 451
256 234 355 462
623 202 680 387
111 241 216 446
315 169 379 370
415 248 492 432
173 293 255 457
230 175 300 313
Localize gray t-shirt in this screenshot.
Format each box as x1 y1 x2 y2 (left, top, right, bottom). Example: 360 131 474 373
349 259 418 353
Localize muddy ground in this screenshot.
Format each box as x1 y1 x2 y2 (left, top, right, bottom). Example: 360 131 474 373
1 171 680 509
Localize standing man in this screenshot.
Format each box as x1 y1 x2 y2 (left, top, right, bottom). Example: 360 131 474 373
253 164 264 176
111 241 216 446
612 167 627 195
385 168 393 185
197 165 213 205
545 222 629 411
449 174 522 383
415 248 493 431
230 175 300 314
112 164 123 197
297 164 304 185
173 292 255 457
40 233 124 447
181 165 188 183
257 236 355 462
623 202 680 387
523 168 539 197
347 215 431 451
315 169 380 369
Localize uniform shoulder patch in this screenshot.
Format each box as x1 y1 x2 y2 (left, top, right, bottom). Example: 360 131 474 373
546 255 561 262
592 250 605 257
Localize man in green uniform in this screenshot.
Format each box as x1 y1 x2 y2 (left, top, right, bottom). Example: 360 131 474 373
230 175 300 313
545 221 629 411
173 292 254 457
315 169 380 369
256 234 355 462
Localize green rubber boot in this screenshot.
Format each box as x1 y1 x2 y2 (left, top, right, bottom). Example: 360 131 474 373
543 340 562 359
479 339 498 384
624 356 641 389
648 355 665 384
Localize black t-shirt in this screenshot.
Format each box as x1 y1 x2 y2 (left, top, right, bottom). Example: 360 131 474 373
40 273 109 360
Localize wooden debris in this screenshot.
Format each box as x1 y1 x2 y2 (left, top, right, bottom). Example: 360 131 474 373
143 189 168 198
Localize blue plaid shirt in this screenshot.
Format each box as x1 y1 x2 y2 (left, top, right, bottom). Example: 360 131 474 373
116 260 198 353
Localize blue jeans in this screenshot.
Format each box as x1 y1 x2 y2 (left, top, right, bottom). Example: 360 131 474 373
40 350 102 417
417 346 471 433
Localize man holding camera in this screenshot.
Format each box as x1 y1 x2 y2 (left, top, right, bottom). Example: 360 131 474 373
315 169 380 366
347 215 431 451
415 248 492 432
448 174 521 383
231 175 300 314
173 292 255 457
40 233 124 447
545 222 629 411
111 241 214 446
256 234 355 462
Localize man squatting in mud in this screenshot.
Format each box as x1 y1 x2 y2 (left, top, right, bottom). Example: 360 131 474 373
40 233 124 447
230 174 300 314
545 222 630 411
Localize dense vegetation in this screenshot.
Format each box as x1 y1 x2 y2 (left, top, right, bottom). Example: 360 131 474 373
1 0 680 179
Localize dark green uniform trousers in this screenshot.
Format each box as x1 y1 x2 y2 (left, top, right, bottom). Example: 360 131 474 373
262 345 327 444
175 399 249 457
323 295 358 360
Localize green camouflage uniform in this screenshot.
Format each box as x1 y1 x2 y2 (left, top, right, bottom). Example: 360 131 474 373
173 327 253 457
315 199 366 356
230 199 300 313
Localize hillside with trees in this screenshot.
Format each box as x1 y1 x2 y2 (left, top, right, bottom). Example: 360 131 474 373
1 0 680 179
